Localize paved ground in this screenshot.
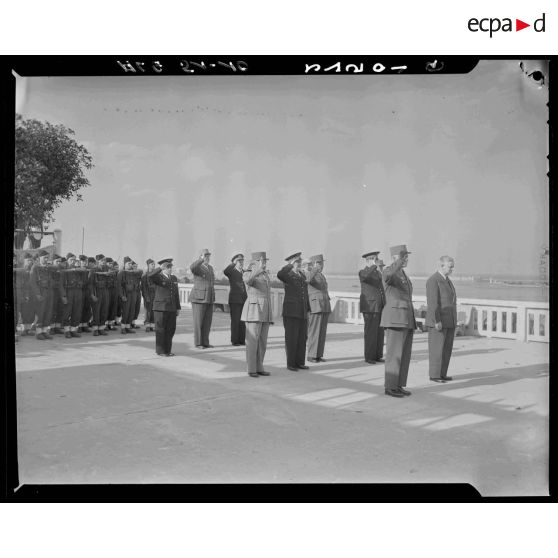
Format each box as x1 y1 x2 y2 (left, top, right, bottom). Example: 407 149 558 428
15 309 549 495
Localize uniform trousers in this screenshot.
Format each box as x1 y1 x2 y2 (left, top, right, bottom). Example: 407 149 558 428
62 287 83 327
428 327 455 379
384 327 414 389
363 312 384 361
108 288 119 322
51 289 64 324
143 297 155 324
35 293 54 328
121 290 138 325
229 302 246 344
92 288 110 327
245 321 270 373
192 303 213 346
307 312 329 359
18 298 36 325
154 310 177 354
283 316 308 368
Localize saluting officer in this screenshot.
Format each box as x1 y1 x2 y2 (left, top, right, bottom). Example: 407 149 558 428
304 254 331 363
141 259 157 332
380 245 416 398
117 256 137 334
223 252 248 346
29 249 53 340
359 251 386 365
14 252 36 337
241 251 273 377
149 258 181 356
190 249 215 349
60 252 84 338
277 252 311 371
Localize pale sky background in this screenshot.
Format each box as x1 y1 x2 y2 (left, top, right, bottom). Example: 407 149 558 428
16 60 548 276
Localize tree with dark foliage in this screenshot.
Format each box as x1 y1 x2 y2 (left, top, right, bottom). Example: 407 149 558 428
14 114 93 248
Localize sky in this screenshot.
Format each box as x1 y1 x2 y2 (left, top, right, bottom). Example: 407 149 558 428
16 60 548 277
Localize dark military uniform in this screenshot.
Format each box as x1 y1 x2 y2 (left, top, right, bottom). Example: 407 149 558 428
61 265 87 336
277 262 310 369
106 266 119 329
49 264 65 333
14 264 35 332
117 268 140 331
81 260 95 331
141 269 156 330
359 261 386 363
89 265 111 334
29 263 53 338
223 262 248 345
132 269 143 326
149 264 181 355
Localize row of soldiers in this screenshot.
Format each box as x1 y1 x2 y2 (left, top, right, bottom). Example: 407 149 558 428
13 251 160 341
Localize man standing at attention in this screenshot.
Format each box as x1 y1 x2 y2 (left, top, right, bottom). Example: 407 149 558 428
380 245 416 398
426 256 457 383
241 251 273 378
223 253 248 346
359 251 386 365
277 252 310 371
141 259 157 332
190 249 215 349
149 258 181 356
304 254 331 363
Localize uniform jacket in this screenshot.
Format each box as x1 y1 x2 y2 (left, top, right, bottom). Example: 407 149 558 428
116 269 140 299
189 259 215 304
149 267 181 312
223 263 248 304
88 266 111 297
359 265 386 314
61 267 88 294
305 268 331 314
277 264 310 319
14 267 33 303
379 259 416 329
49 266 64 294
30 264 51 298
141 272 157 302
240 267 273 323
425 271 457 328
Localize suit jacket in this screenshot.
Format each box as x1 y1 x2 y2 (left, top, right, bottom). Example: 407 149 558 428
240 268 273 323
425 271 457 328
189 259 215 304
141 272 156 301
277 264 310 319
223 263 248 304
305 268 331 314
359 265 386 313
149 268 181 312
379 260 416 329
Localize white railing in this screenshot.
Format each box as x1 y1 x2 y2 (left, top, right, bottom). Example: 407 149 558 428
177 284 549 343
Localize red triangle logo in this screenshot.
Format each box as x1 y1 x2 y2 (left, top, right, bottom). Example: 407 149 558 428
516 19 530 31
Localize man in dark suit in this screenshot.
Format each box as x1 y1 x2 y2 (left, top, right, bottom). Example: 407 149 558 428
149 258 181 356
304 254 331 363
241 251 273 377
141 259 157 332
223 253 248 346
380 245 416 398
277 252 311 371
426 256 457 383
359 250 386 364
190 248 215 348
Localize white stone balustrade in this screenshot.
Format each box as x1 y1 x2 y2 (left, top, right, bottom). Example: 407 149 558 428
177 284 549 343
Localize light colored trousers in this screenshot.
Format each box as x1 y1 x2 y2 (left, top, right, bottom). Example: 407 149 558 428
245 321 270 373
307 312 329 359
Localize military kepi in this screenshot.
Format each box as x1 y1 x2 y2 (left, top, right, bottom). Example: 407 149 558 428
95 254 105 261
231 253 244 262
310 254 325 263
251 251 268 261
158 258 173 265
146 258 154 265
362 251 380 258
38 249 49 256
390 244 411 257
285 251 302 262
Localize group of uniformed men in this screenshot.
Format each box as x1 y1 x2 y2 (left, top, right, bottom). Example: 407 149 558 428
15 245 458 397
13 251 158 341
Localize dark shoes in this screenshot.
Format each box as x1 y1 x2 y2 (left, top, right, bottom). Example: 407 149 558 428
308 358 320 363
385 388 405 398
166 353 175 357
125 328 135 334
99 329 108 336
232 343 243 346
248 372 259 378
36 333 46 340
287 366 299 371
204 345 214 348
430 378 446 383
71 331 81 338
398 387 412 396
64 331 72 339
442 376 453 381
297 365 309 370
376 358 385 363
93 330 100 336
196 345 204 349
365 360 377 364
257 371 270 376
81 326 92 333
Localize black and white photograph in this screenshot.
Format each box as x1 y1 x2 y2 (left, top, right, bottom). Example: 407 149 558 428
7 57 549 496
